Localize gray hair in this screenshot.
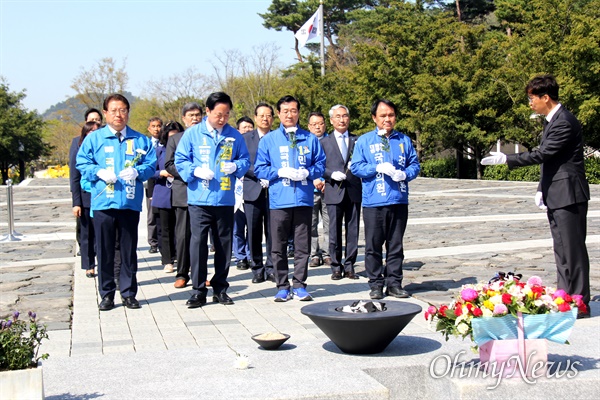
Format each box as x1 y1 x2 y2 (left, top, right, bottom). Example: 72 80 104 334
181 102 202 117
329 104 349 118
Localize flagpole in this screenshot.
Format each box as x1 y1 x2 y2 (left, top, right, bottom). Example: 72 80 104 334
319 0 325 76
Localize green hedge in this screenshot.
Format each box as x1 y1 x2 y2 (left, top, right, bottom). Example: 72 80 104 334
585 157 600 184
419 157 478 179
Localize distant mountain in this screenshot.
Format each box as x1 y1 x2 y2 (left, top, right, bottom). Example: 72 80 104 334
42 91 136 122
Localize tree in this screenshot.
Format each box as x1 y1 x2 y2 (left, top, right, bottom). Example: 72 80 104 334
70 57 129 111
0 81 48 183
42 119 79 166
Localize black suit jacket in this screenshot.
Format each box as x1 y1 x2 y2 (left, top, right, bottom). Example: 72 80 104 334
321 133 362 204
164 131 188 208
69 136 91 208
507 106 590 209
242 129 267 201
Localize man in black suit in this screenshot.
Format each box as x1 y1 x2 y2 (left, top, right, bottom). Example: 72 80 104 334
482 74 591 318
320 105 362 280
145 117 163 254
242 103 275 283
165 102 203 288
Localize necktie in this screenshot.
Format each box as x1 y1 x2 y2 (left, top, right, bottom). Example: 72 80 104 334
339 135 348 160
116 131 122 142
214 129 219 141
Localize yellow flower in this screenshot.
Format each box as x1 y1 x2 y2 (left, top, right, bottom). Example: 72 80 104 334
483 300 495 311
554 297 565 305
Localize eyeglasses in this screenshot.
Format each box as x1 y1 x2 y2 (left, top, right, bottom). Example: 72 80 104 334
280 109 298 115
528 93 546 103
309 122 325 126
332 114 349 120
107 108 129 116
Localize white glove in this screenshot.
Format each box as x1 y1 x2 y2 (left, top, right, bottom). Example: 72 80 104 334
221 162 237 174
97 169 117 184
391 170 406 182
167 177 175 183
481 152 507 166
118 167 139 181
194 167 214 180
534 191 548 211
259 179 270 188
376 162 396 177
331 171 347 181
278 167 295 179
290 168 309 181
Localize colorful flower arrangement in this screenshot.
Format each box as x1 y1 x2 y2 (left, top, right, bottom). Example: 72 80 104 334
425 274 587 344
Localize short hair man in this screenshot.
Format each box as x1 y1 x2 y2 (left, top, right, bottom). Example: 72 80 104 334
482 75 591 318
255 95 326 302
76 94 157 311
165 102 203 288
350 99 420 300
146 117 163 254
307 111 331 268
175 92 250 307
242 103 276 284
321 104 362 280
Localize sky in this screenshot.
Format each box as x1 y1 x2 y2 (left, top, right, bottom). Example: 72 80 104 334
0 0 302 113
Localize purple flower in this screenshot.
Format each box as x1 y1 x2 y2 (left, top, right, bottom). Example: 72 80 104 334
5 320 12 328
493 304 508 315
12 311 19 319
461 288 478 302
28 311 36 320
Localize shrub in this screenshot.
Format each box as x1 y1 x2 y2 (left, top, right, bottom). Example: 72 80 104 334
420 157 478 179
585 157 600 184
0 311 48 371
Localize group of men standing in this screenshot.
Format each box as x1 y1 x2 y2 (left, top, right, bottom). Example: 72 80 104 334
75 73 591 319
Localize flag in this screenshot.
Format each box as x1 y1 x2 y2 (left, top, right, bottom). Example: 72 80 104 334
294 9 320 48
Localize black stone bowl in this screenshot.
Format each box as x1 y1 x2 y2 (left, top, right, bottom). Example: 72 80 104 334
251 333 291 350
301 300 422 354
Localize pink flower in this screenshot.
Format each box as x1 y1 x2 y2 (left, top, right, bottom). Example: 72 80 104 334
427 305 437 315
552 289 567 300
461 288 478 302
501 293 512 304
527 276 543 286
572 295 584 307
558 302 571 312
493 304 508 315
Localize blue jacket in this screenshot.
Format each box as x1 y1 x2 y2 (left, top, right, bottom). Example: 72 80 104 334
174 121 250 207
254 124 326 209
350 129 420 207
76 125 156 212
151 144 172 209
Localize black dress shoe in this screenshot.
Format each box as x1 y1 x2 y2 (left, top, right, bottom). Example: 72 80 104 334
252 275 266 284
331 271 343 280
186 294 207 309
369 288 384 300
213 293 234 305
122 296 141 309
99 297 114 311
386 286 410 298
237 259 250 270
149 246 158 254
267 273 276 282
344 271 359 280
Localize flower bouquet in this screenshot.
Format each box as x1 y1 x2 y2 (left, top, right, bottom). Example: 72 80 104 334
0 311 48 371
425 274 585 377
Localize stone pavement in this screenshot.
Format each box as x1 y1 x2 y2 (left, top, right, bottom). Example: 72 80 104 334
0 177 598 399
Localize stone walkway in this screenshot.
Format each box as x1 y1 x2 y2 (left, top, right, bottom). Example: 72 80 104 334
0 177 598 399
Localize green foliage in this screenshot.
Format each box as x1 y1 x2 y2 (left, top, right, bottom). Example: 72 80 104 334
482 164 510 180
0 82 48 183
585 156 600 184
0 311 48 371
420 156 479 179
482 164 540 181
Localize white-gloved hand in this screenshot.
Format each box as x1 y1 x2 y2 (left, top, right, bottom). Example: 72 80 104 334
534 191 548 211
278 167 295 179
259 179 270 188
376 162 396 177
481 152 507 166
291 168 309 181
167 176 175 183
221 162 237 174
97 168 117 184
118 167 139 181
331 171 347 181
194 167 214 180
391 170 407 182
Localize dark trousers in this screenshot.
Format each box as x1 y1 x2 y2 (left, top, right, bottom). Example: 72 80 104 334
244 192 273 279
158 208 176 265
174 206 191 281
233 209 249 261
94 209 140 299
327 194 361 274
146 197 160 247
548 201 590 304
270 207 311 290
363 204 408 290
188 205 233 296
79 207 96 270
